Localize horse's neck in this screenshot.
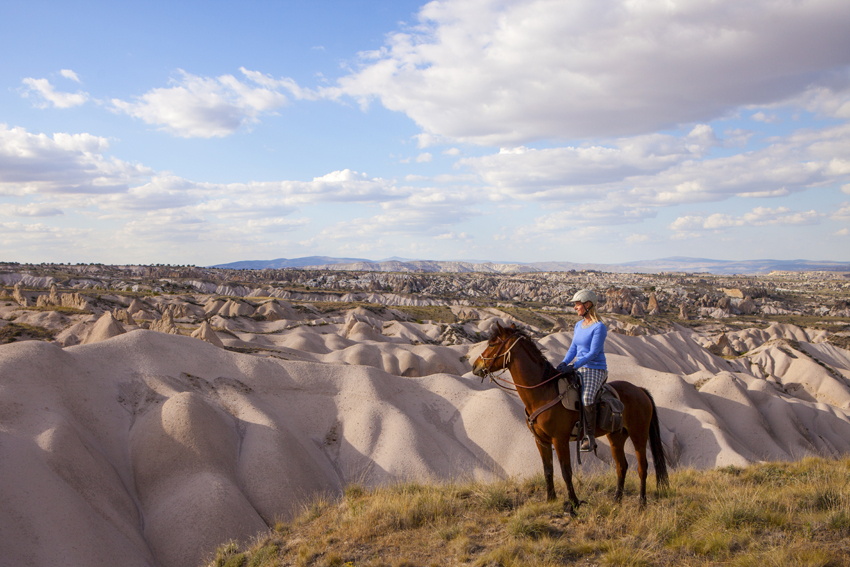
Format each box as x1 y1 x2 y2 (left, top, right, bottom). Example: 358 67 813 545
508 342 553 387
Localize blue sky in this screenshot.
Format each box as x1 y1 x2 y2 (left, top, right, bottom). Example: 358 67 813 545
2 0 850 265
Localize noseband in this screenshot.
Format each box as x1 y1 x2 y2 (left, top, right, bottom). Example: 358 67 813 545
479 332 564 392
478 334 522 378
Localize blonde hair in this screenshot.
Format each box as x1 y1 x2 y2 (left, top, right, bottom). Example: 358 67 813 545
586 302 601 324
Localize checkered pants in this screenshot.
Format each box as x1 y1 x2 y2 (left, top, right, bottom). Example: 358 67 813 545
578 367 608 406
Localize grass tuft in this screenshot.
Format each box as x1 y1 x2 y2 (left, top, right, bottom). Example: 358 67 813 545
206 458 850 567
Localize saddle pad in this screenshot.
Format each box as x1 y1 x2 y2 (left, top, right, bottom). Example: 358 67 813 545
557 378 581 412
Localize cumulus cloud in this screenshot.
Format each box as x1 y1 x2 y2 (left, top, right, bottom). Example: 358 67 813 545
21 77 89 108
313 185 480 243
415 152 433 163
0 124 150 196
751 111 781 124
462 126 720 200
459 122 850 228
111 68 313 138
0 203 64 217
669 207 821 231
60 69 81 83
331 0 850 145
830 202 850 221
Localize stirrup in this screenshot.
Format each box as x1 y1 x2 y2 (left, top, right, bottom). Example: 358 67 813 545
580 435 596 453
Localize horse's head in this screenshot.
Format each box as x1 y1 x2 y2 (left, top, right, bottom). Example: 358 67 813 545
472 322 521 378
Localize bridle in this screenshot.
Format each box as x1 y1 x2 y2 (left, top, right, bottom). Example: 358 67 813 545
478 332 564 393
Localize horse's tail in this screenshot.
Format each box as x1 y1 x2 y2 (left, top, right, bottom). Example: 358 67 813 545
643 387 670 490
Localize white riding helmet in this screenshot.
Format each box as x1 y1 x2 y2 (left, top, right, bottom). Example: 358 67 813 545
571 289 598 306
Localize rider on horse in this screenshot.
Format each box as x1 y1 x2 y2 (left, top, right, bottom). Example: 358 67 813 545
556 289 608 453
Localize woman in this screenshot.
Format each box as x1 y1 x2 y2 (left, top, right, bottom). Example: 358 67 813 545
556 289 607 452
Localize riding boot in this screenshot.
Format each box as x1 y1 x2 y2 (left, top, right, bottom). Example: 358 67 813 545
580 403 598 453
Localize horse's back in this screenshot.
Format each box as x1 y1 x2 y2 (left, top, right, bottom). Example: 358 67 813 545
608 380 649 404
608 380 655 434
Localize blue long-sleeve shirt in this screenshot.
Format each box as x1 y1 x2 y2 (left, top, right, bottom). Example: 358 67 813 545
561 320 607 370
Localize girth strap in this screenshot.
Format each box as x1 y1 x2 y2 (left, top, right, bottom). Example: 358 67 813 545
526 390 567 430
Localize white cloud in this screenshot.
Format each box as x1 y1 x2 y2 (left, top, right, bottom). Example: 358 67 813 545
834 228 849 236
332 0 850 145
21 77 89 108
751 111 781 124
415 152 433 163
459 122 850 229
830 202 850 221
669 207 822 231
461 126 721 199
60 69 81 83
0 124 150 196
443 148 461 156
0 203 64 217
111 68 312 138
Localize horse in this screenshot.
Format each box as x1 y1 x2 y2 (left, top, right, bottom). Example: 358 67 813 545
472 323 669 513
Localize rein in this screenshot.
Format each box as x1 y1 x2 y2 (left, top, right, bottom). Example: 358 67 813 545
479 330 581 454
478 334 563 391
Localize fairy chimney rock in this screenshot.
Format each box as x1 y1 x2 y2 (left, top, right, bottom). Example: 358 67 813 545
48 284 60 305
13 283 29 307
83 311 126 344
647 293 661 316
631 300 646 318
738 296 757 315
150 310 180 335
191 320 224 348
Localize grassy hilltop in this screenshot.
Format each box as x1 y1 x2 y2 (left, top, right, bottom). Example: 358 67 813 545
208 457 850 567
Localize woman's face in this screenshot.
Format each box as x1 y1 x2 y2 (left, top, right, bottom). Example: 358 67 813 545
574 301 587 316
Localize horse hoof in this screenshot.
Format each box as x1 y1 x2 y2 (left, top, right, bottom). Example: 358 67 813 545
563 501 578 517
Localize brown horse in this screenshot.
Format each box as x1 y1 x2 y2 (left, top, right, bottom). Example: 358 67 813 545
472 323 668 512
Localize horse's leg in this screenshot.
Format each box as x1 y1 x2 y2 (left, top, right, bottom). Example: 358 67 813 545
607 430 630 502
535 439 556 501
631 430 650 507
553 437 579 515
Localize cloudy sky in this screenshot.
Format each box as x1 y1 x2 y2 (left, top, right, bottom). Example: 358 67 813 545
2 0 850 265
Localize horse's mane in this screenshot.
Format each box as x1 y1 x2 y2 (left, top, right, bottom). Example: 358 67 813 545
492 324 554 371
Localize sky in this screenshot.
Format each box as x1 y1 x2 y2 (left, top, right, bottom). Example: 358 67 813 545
2 0 850 266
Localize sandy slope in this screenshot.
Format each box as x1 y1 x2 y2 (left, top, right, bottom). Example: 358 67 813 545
1 318 849 567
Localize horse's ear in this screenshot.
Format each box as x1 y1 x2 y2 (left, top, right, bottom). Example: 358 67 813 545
495 321 504 332
510 323 517 330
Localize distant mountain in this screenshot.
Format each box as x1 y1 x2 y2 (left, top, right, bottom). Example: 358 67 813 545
211 256 850 275
212 256 371 270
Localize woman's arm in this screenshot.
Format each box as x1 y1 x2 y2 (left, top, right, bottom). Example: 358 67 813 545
573 324 606 368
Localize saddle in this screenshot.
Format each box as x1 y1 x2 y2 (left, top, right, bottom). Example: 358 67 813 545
557 377 624 440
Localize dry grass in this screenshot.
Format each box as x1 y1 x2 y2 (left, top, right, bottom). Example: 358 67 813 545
0 322 55 344
206 457 850 567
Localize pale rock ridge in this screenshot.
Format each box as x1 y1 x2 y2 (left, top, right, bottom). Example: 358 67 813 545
254 299 299 321
738 296 757 315
83 312 126 344
191 321 224 348
631 300 645 317
150 310 180 335
647 292 661 316
113 308 137 326
60 292 91 311
128 298 151 318
218 299 254 318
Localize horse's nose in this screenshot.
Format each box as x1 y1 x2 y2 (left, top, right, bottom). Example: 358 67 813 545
472 358 485 377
